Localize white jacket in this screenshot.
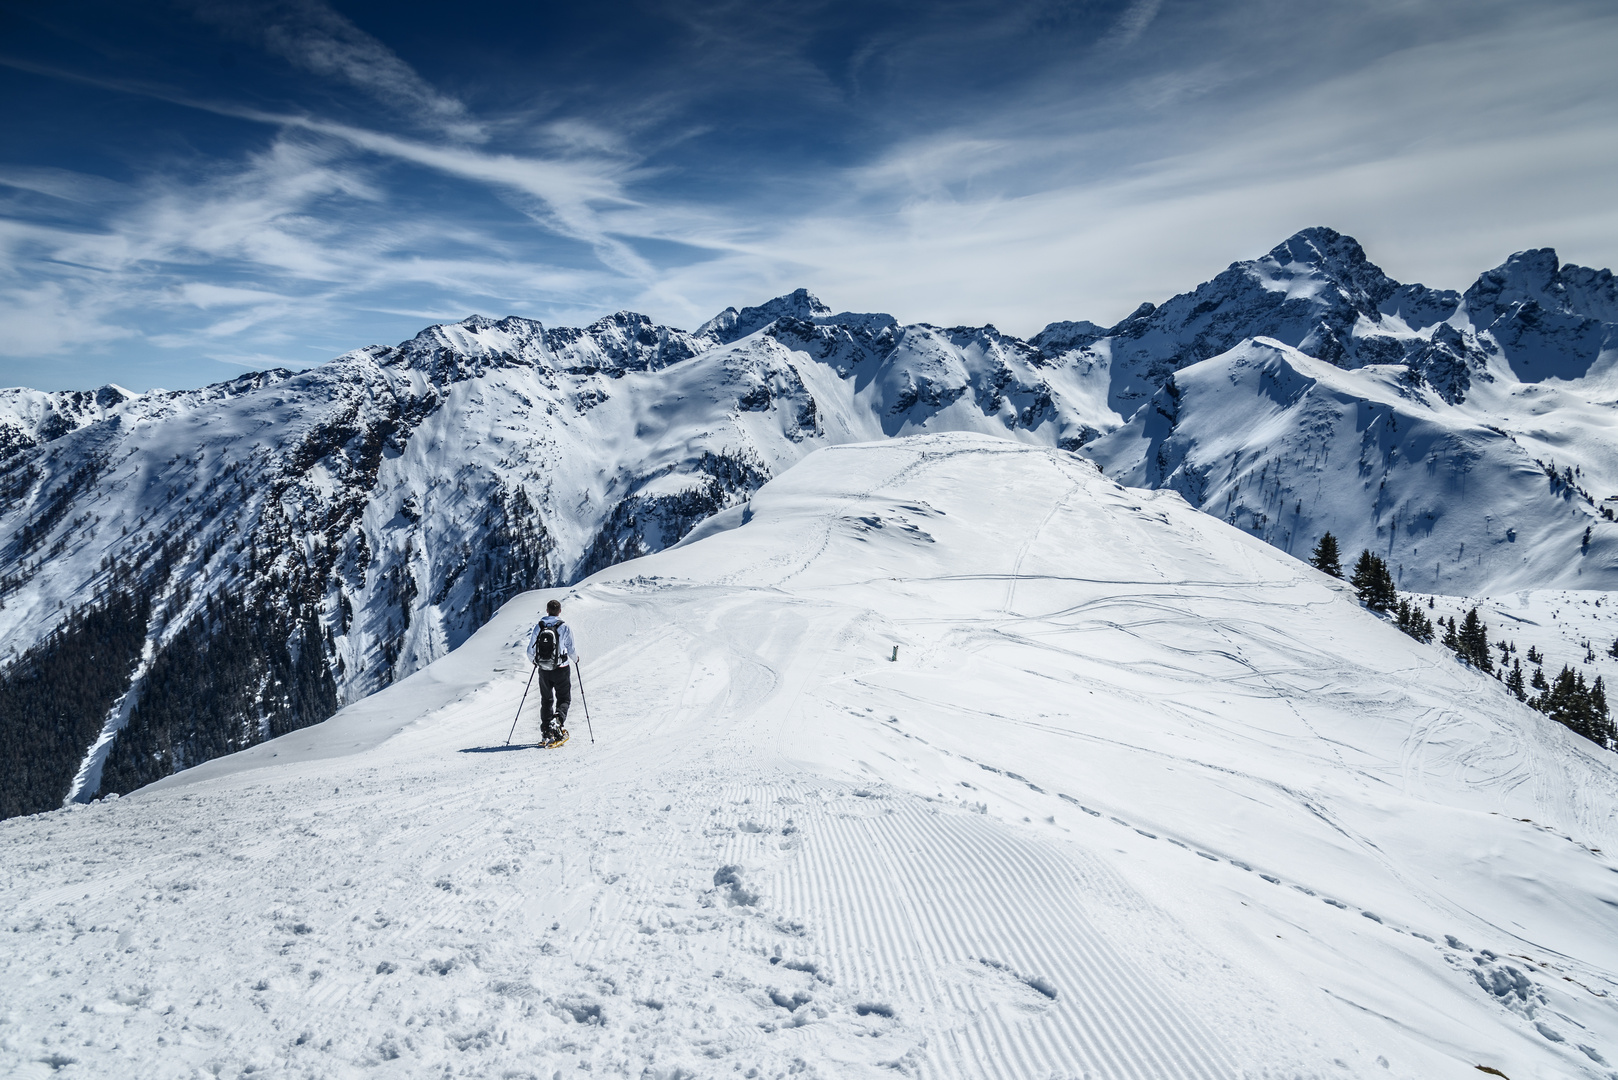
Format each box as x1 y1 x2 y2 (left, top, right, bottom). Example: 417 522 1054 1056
527 616 577 666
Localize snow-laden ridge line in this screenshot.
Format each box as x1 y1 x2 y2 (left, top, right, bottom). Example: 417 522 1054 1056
5 226 1618 827
5 434 1618 1076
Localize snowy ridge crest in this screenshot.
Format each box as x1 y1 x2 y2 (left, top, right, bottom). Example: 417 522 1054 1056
4 228 1618 816
6 434 1617 1079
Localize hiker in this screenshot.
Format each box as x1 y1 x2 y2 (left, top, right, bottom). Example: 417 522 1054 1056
527 599 578 746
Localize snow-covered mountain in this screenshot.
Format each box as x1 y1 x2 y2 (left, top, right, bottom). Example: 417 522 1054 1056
5 434 1615 1078
4 227 1617 820
1065 228 1618 591
1088 337 1616 593
0 303 1086 818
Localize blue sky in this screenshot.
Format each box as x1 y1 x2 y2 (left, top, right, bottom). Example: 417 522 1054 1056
1 0 1615 391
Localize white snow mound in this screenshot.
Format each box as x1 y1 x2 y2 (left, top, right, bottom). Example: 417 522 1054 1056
3 432 1617 1079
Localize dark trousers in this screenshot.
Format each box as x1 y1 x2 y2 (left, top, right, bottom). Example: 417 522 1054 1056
538 665 571 734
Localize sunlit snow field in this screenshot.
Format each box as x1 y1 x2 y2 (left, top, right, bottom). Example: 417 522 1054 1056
4 434 1616 1079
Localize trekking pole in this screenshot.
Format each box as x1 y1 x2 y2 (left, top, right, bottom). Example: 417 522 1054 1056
506 665 537 746
575 662 596 744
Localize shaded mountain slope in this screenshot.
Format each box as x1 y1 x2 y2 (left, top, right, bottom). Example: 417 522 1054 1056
1087 338 1618 592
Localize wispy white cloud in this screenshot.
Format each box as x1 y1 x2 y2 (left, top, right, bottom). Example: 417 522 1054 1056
0 166 128 205
1 0 1615 391
0 56 656 286
0 281 134 359
634 2 1618 331
172 283 294 309
260 115 656 279
184 0 485 142
1098 0 1163 49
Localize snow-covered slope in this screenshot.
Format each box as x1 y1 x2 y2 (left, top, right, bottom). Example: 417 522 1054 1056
5 228 1617 819
1088 338 1618 592
1065 230 1618 593
0 383 144 458
0 304 1087 816
4 434 1614 1079
1415 589 1618 687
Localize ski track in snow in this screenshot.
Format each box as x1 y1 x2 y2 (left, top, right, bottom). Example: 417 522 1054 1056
5 434 1618 1079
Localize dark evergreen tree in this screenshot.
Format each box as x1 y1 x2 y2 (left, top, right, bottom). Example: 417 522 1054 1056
1527 646 1543 665
1455 608 1493 672
1505 659 1526 701
1310 533 1344 578
1395 599 1434 644
1350 549 1398 612
1372 559 1397 612
1609 637 1618 659
0 589 149 820
100 591 338 796
1350 549 1376 601
1534 666 1614 747
1441 616 1459 653
1531 665 1548 691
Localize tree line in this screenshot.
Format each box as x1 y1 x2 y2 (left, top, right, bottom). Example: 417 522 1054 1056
100 591 337 796
0 588 150 818
1310 532 1614 750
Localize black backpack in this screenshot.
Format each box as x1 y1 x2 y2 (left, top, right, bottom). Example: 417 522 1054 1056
533 621 563 669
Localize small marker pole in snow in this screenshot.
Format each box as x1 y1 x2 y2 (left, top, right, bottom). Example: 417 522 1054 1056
890 646 898 662
506 665 537 746
575 663 596 743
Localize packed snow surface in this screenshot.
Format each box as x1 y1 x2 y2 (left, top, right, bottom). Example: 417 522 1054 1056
4 434 1618 1079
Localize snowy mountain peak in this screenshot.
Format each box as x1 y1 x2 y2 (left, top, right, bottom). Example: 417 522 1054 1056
698 288 900 345
1266 223 1363 259
1044 227 1449 417
0 382 144 458
1259 225 1394 307
1457 248 1618 383
698 287 833 344
1030 318 1109 353
1465 247 1618 324
8 228 1618 832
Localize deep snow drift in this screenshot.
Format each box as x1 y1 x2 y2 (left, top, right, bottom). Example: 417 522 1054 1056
4 434 1617 1079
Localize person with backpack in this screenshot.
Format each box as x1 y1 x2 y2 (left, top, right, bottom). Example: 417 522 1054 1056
526 599 578 746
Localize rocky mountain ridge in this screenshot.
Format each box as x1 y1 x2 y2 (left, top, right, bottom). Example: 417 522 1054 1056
0 295 1085 818
1082 230 1618 594
3 226 1616 818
